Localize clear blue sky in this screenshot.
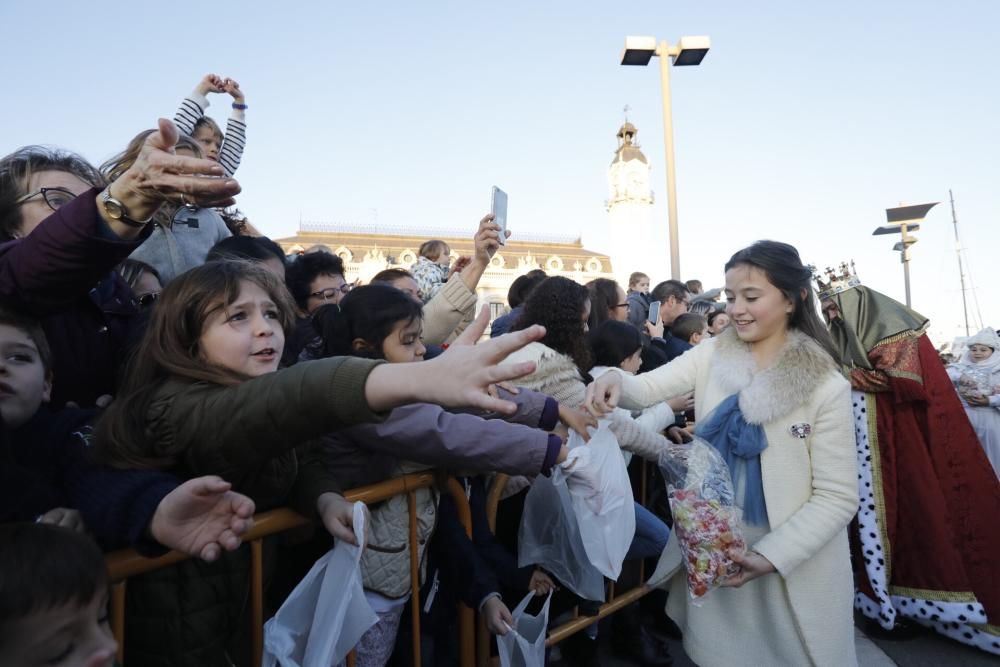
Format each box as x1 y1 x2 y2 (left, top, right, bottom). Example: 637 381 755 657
2 0 997 345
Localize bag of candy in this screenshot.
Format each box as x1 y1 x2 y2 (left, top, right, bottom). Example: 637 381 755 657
659 437 746 604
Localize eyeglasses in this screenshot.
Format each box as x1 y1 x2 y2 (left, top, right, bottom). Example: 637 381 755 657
15 187 79 212
309 284 352 301
136 292 160 309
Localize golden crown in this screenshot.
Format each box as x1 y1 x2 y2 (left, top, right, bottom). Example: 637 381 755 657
810 261 861 300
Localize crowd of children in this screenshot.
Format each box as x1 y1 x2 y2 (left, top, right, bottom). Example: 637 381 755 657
2 73 998 667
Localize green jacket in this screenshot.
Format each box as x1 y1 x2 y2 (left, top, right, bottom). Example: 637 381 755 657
124 356 384 666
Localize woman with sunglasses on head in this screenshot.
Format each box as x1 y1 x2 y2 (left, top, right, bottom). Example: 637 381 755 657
117 259 163 311
0 120 240 409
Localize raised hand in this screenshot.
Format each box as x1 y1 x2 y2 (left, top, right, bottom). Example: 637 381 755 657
108 118 241 219
196 73 226 96
149 476 256 562
222 78 245 104
472 214 507 265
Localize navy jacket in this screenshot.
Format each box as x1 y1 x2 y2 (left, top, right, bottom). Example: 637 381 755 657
1 407 176 554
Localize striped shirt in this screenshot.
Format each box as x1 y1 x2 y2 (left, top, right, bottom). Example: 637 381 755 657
173 90 247 177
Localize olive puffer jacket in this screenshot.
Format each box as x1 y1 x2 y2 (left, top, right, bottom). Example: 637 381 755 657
123 356 384 667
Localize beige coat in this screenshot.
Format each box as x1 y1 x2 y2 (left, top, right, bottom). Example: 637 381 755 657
421 277 477 346
620 328 858 667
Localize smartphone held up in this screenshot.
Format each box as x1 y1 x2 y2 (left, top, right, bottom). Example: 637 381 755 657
648 301 661 326
491 186 508 246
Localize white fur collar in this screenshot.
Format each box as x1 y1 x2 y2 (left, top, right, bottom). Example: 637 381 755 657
710 327 837 425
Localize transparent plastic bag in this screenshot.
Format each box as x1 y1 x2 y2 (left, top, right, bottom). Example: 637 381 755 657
659 437 746 604
563 420 635 580
263 502 378 666
496 590 552 667
518 467 605 602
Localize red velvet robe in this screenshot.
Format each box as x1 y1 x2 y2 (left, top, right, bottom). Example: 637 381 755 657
852 334 1000 652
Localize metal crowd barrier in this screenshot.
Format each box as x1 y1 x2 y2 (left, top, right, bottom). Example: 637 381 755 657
106 461 662 667
483 459 656 664
105 472 475 667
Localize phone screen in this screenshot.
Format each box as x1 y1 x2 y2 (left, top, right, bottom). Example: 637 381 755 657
648 301 661 325
491 186 508 245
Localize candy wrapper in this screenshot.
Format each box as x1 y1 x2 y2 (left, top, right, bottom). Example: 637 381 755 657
659 437 746 604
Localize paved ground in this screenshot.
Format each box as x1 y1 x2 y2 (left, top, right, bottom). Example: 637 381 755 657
547 619 997 666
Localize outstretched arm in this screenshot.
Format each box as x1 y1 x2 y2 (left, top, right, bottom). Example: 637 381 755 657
149 476 256 562
364 307 545 414
218 77 247 177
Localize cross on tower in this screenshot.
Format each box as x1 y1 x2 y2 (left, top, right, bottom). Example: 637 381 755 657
623 104 631 121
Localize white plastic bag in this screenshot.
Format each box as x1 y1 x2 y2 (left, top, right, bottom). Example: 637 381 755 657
263 502 378 667
497 590 552 667
562 420 636 580
518 465 605 601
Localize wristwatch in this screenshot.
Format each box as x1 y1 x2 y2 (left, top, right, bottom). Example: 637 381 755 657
100 186 153 228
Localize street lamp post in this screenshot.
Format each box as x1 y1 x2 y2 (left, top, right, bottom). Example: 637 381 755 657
872 202 939 308
621 35 710 280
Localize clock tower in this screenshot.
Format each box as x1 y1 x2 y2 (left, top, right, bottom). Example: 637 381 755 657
606 121 662 286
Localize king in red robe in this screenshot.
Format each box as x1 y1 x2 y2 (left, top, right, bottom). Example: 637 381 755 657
824 284 1000 655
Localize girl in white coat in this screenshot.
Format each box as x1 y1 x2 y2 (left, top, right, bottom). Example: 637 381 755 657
947 327 1000 479
587 241 859 666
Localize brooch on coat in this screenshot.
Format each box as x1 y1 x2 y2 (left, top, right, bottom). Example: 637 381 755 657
789 423 812 439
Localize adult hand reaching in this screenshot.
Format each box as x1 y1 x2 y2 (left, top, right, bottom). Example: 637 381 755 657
364 307 545 414
101 118 241 238
149 476 256 562
558 405 597 442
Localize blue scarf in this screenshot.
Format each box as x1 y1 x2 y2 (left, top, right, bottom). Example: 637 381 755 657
694 393 769 526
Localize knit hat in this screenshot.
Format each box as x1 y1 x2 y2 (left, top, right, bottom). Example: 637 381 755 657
966 327 1000 351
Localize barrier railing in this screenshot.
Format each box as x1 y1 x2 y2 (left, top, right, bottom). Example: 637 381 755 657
483 459 657 663
107 461 663 667
105 472 474 667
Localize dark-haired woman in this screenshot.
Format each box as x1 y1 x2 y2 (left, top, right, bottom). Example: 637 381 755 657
588 241 858 666
508 277 676 464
